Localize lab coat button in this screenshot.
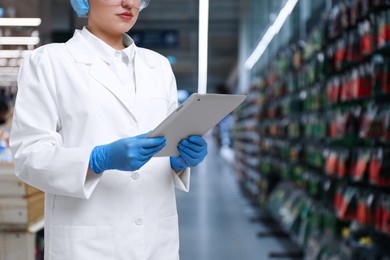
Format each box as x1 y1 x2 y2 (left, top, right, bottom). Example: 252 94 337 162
131 172 140 180
135 218 144 226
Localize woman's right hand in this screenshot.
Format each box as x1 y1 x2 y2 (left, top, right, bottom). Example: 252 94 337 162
89 133 166 174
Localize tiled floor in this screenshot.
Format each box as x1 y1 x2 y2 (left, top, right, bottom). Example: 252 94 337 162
176 138 299 260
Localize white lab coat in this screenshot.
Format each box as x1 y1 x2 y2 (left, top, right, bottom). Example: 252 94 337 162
10 30 190 260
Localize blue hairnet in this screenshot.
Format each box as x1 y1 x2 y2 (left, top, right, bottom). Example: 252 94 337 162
70 0 150 17
70 0 89 17
140 0 150 9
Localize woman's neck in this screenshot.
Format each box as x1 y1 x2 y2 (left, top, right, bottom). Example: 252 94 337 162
86 25 125 50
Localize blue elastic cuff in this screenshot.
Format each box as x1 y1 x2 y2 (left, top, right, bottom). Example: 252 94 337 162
89 146 106 174
170 156 187 171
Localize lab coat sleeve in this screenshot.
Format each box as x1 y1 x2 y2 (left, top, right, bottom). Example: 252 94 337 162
171 168 190 192
10 49 101 199
162 57 190 192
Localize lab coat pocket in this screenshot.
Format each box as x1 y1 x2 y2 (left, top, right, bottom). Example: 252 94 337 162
51 225 115 260
157 215 179 260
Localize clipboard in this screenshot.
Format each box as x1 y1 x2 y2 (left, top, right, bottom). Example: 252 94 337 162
147 93 246 157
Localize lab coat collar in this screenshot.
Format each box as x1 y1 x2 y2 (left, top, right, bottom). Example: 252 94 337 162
80 27 115 65
65 29 157 123
80 27 136 66
122 33 136 64
66 29 155 68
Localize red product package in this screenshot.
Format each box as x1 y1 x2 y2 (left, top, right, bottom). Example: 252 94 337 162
370 154 382 186
383 61 390 94
386 11 390 44
357 199 368 224
357 193 376 225
338 188 358 221
378 13 387 48
334 185 344 211
338 150 350 178
351 148 371 183
325 150 338 176
335 39 346 70
355 76 372 98
361 33 374 55
383 205 390 235
352 153 370 182
351 64 372 99
341 75 352 102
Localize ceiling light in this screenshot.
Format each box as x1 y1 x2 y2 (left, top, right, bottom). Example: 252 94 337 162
198 0 209 94
0 37 40 45
245 0 299 70
0 18 41 27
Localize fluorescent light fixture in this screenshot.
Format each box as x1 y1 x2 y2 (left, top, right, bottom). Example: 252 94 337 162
0 50 31 58
0 37 40 45
198 0 209 94
245 0 299 70
0 18 41 27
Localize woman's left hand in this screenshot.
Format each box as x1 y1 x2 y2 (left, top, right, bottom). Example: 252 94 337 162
170 136 208 171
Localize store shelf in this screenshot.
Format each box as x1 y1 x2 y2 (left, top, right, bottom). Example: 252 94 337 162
233 1 390 258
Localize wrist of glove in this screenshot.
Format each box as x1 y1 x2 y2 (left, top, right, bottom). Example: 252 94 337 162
170 156 188 171
89 133 166 174
89 145 109 174
170 136 208 172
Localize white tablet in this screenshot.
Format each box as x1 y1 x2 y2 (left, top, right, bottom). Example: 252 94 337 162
147 93 246 157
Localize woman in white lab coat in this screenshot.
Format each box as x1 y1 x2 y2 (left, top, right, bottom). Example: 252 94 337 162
10 0 208 259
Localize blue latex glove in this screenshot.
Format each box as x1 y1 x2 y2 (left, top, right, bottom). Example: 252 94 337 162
170 136 208 171
90 133 166 174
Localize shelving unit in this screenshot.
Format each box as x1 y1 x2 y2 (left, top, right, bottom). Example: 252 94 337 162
0 16 43 260
0 164 44 260
234 0 390 258
0 17 41 97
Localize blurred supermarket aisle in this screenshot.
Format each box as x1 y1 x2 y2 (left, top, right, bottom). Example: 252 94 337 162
176 138 297 260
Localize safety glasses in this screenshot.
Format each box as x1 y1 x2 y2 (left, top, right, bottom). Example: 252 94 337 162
99 0 141 5
99 0 142 7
